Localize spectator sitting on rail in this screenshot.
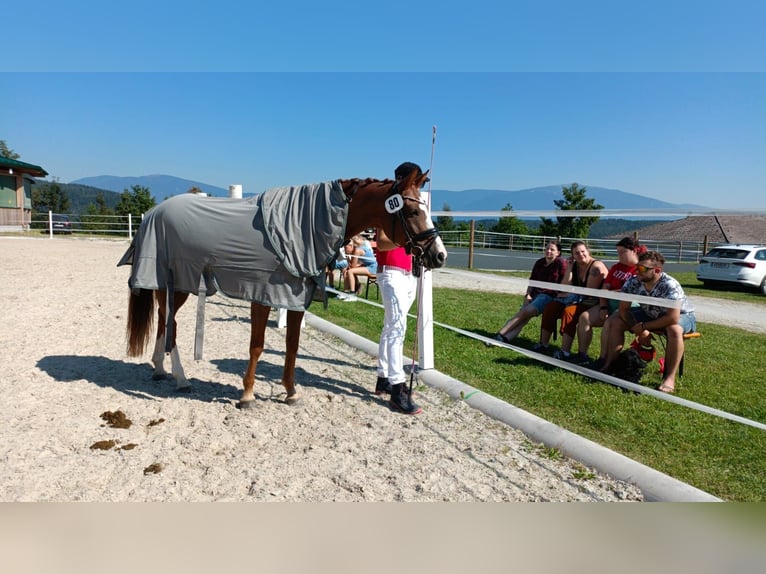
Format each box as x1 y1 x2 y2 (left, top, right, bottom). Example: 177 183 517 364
576 237 645 363
492 241 567 344
537 241 608 360
599 250 696 394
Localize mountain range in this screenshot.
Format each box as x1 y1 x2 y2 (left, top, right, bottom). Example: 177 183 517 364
71 174 707 213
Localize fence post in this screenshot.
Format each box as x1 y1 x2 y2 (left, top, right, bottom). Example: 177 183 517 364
48 211 53 239
468 220 475 269
128 213 133 239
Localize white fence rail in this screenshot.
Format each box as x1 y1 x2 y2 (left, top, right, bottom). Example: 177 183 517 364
439 230 722 264
30 212 140 239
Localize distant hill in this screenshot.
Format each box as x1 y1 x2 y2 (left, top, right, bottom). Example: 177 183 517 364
70 175 708 214
430 185 706 213
33 181 123 214
72 174 230 201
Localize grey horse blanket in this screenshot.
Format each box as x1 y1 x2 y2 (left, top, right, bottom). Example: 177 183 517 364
117 181 349 311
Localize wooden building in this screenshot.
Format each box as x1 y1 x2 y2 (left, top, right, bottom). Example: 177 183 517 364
0 156 48 230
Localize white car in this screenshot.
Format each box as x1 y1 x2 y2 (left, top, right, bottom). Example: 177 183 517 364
696 244 766 295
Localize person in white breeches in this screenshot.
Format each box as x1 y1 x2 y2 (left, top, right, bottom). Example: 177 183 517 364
377 262 416 383
372 160 427 415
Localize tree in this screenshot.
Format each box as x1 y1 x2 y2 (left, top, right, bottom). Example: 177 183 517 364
436 203 455 232
32 179 71 214
492 203 529 235
83 192 115 234
538 183 603 239
115 185 156 217
0 140 20 160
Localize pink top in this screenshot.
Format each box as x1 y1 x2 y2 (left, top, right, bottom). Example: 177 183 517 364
375 246 412 271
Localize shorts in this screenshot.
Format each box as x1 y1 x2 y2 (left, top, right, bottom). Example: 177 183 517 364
528 293 554 314
630 308 697 334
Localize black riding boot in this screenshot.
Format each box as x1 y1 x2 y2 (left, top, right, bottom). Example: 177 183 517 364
389 383 422 415
375 376 390 395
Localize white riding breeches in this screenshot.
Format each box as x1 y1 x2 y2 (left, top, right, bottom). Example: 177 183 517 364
377 267 417 384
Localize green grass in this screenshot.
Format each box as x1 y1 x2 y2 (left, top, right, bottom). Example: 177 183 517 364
312 285 766 502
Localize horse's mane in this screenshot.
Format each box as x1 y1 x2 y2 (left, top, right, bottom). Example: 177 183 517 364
342 177 395 188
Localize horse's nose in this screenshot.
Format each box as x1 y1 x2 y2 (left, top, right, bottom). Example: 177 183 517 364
436 251 447 266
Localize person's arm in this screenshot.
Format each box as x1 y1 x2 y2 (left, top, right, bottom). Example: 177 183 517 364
375 228 397 251
637 308 680 334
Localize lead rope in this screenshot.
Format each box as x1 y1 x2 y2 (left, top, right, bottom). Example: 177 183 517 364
408 125 437 396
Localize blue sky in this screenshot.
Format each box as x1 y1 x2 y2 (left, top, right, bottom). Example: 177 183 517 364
2 1 765 210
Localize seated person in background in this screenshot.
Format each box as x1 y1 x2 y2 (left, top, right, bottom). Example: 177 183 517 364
342 234 378 296
326 241 354 287
537 241 608 359
576 237 644 362
599 250 696 394
493 241 567 343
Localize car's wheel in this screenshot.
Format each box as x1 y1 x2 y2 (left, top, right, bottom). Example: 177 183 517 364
760 277 766 296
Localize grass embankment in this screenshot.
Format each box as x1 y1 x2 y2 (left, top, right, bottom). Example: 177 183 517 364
311 272 766 502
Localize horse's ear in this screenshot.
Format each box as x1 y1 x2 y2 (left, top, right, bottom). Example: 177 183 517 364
417 172 430 189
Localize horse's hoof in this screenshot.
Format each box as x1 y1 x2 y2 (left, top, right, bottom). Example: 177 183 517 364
152 373 170 380
236 400 257 410
176 385 192 393
284 393 301 406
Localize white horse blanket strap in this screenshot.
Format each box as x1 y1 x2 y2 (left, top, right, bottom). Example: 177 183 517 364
117 181 350 354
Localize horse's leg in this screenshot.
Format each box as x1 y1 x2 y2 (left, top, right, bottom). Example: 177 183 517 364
282 310 304 405
152 291 169 379
238 303 271 409
155 290 191 391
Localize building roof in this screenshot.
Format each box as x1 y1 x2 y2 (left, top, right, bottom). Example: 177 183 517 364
611 216 766 245
0 156 48 177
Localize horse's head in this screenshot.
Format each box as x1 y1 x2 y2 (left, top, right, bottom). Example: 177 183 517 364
382 168 447 270
342 168 448 270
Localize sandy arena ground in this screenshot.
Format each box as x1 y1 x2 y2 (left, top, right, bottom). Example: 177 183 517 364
0 236 646 501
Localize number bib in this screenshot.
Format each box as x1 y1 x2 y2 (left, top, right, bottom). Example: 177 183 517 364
385 194 404 214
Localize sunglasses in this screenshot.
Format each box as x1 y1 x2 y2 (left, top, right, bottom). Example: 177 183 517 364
636 264 659 273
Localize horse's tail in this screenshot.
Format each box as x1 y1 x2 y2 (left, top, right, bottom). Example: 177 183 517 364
126 288 155 357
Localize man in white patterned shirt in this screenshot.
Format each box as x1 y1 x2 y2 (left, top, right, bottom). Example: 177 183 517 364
600 250 696 394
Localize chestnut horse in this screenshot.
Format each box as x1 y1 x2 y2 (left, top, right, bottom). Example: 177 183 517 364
123 169 447 408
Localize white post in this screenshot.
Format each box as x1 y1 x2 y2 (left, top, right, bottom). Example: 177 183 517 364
48 211 53 239
128 213 133 239
417 270 435 370
417 126 438 371
229 184 243 199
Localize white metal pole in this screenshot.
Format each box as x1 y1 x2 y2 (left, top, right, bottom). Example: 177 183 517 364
48 211 53 239
417 125 437 370
128 213 133 239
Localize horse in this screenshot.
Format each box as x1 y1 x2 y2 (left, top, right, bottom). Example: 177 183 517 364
119 167 447 409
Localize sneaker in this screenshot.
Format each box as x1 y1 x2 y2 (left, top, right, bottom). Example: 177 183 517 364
389 383 422 415
553 349 571 360
374 376 390 395
532 343 550 354
341 294 357 302
589 357 606 371
486 333 508 347
568 352 590 365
